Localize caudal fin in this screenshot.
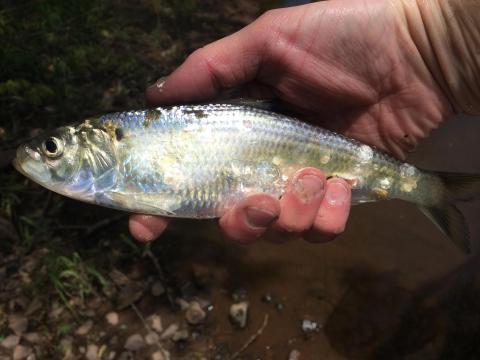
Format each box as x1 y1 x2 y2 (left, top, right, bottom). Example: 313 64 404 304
420 172 480 254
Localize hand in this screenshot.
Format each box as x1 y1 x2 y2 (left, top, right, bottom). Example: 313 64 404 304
130 0 454 244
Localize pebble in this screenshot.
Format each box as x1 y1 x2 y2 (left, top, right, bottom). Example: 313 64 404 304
151 281 165 297
76 320 93 335
23 333 42 344
288 349 301 360
105 312 119 326
172 329 189 342
185 301 206 325
229 302 249 329
86 344 99 360
160 323 179 340
13 345 32 360
145 332 159 345
9 314 28 335
301 319 321 334
151 351 170 360
1 334 20 349
147 314 163 333
261 293 273 303
124 334 145 351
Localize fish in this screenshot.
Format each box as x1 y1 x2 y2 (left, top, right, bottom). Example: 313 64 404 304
13 100 480 252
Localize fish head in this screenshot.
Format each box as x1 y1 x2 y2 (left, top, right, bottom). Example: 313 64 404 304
14 122 118 202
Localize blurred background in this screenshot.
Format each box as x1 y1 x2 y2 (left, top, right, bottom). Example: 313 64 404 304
1 1 480 359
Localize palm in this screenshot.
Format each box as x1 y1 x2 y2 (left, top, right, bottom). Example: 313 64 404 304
254 1 452 159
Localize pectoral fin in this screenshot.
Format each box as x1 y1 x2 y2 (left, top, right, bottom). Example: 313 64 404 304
101 191 181 217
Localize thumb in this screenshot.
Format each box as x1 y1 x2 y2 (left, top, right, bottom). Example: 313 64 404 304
146 20 266 105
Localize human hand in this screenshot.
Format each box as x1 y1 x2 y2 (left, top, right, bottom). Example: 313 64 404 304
130 0 462 244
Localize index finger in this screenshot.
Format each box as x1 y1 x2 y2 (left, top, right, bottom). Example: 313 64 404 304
145 19 268 105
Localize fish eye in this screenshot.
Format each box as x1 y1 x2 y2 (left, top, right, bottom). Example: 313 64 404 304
42 137 64 158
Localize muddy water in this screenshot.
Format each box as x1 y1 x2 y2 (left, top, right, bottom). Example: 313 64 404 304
163 115 480 359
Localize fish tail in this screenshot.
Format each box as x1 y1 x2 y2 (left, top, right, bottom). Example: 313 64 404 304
420 171 480 254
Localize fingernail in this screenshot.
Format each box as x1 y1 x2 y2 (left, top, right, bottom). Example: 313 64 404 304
245 207 277 229
293 174 324 203
150 76 168 92
325 181 349 206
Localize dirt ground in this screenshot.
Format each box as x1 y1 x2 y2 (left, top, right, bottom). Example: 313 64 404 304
1 1 480 359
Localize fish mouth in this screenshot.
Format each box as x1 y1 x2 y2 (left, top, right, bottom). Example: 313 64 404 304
13 145 52 184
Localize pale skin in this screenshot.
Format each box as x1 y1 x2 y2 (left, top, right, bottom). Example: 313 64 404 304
129 0 480 244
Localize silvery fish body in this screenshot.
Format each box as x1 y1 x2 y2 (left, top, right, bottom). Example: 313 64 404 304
13 102 480 252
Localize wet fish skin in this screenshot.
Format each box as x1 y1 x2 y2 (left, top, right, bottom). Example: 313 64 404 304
13 102 480 252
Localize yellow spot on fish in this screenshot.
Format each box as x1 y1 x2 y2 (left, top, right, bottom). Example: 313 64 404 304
373 187 389 200
143 111 157 128
401 180 417 193
320 154 331 164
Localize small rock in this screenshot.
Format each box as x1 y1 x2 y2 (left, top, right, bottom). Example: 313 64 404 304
13 345 32 360
9 314 28 335
1 334 20 349
301 319 321 335
86 344 99 360
147 314 163 333
288 349 301 360
124 334 145 351
151 350 170 360
23 333 42 344
108 352 116 360
276 303 284 311
145 332 159 345
75 320 93 335
105 312 119 326
172 329 189 342
229 302 249 329
79 346 86 354
185 301 206 325
160 323 179 340
261 293 273 303
151 281 165 297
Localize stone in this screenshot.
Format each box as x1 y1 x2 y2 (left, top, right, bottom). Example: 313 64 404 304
105 312 119 326
23 333 42 344
229 302 249 329
147 314 163 333
75 320 93 335
13 345 32 360
151 350 170 360
171 329 189 342
185 301 206 325
301 319 321 334
160 323 179 340
124 334 145 351
85 344 99 360
288 349 301 360
145 332 159 345
9 314 28 335
1 334 20 349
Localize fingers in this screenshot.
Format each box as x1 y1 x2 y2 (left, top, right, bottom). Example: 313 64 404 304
129 215 169 243
145 21 266 105
307 178 351 243
219 169 352 244
276 167 326 232
219 194 280 243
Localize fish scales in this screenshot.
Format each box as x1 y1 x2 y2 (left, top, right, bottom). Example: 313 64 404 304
93 104 413 217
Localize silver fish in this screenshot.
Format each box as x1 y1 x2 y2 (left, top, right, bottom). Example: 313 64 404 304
13 100 480 252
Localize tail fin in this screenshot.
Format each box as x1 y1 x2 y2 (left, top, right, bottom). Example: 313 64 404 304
420 172 480 254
